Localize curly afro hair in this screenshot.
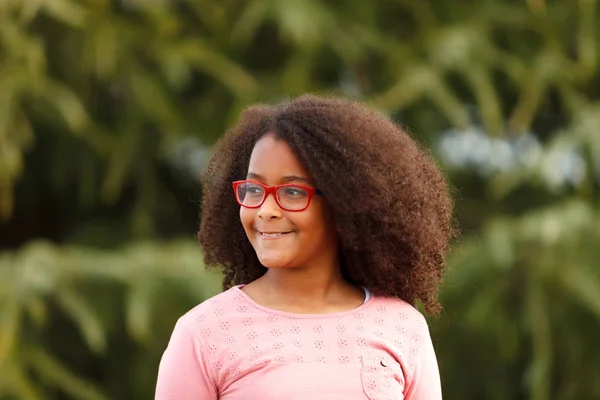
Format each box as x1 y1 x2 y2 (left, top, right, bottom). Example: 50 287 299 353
198 94 456 314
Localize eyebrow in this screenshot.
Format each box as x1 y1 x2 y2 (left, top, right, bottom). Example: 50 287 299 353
246 172 311 184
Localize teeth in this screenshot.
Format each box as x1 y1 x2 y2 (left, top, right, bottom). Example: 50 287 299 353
261 232 283 237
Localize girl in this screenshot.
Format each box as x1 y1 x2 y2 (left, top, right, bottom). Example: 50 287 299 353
155 95 455 399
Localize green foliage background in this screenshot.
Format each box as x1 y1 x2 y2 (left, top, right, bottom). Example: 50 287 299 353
1 0 599 399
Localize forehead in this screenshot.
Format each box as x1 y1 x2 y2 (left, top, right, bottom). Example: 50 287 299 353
247 135 309 179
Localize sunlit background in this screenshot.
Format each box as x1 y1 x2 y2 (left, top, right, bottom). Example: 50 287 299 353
1 1 599 399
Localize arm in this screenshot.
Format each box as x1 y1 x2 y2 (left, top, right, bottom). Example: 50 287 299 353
404 325 442 399
155 319 218 400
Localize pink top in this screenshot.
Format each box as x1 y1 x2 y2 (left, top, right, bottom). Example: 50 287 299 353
155 286 442 400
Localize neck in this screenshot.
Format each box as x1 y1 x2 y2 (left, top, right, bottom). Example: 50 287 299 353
249 257 365 313
262 264 344 302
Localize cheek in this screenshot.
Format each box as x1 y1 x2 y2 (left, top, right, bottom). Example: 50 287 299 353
239 208 255 234
298 206 334 237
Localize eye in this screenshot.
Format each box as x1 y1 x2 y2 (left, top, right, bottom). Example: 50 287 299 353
246 184 263 194
281 186 308 197
244 185 265 200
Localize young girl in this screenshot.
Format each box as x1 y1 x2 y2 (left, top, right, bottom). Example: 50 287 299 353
155 95 455 399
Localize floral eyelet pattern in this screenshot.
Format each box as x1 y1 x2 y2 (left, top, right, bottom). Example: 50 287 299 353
177 286 427 398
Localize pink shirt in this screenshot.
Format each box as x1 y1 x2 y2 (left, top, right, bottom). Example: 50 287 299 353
155 286 442 400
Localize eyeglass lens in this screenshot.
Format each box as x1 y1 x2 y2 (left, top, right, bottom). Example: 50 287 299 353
236 182 310 210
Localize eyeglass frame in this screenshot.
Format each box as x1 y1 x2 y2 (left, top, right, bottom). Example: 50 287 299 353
232 180 324 212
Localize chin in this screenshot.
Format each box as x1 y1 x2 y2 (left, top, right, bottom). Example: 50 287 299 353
260 260 295 270
257 255 295 270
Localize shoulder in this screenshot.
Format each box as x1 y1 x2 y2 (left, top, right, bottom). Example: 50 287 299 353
371 295 428 329
176 286 245 336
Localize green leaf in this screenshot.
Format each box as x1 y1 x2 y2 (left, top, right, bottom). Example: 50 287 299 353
41 0 88 27
100 126 142 204
179 39 258 96
25 297 47 328
38 80 90 134
561 267 600 319
126 278 153 344
231 0 270 46
25 345 109 400
526 283 551 400
484 219 515 269
55 288 107 354
0 298 21 366
1 359 44 400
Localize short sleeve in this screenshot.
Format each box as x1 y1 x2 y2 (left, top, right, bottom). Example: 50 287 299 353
404 324 442 399
155 318 218 400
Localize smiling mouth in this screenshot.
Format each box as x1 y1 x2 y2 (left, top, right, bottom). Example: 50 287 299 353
258 231 294 238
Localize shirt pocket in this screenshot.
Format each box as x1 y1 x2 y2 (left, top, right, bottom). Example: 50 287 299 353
360 355 405 400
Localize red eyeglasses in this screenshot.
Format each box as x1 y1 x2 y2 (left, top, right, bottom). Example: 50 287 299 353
232 180 324 212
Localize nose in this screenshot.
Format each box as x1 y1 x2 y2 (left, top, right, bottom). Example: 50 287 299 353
257 192 283 221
